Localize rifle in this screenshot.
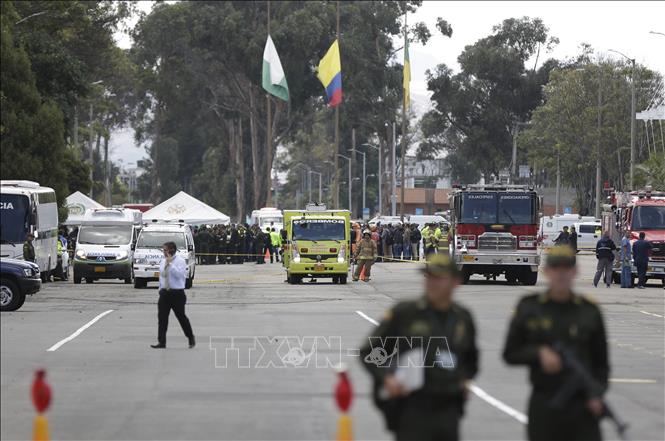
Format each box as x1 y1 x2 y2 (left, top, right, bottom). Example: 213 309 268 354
549 342 629 440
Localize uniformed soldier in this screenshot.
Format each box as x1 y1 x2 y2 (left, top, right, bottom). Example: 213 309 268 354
23 233 36 263
502 245 609 441
360 254 479 441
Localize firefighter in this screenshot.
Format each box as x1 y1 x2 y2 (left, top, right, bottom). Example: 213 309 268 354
353 230 377 282
437 224 450 256
422 223 439 256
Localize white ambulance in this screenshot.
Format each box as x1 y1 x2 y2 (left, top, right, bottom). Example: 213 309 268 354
133 221 196 289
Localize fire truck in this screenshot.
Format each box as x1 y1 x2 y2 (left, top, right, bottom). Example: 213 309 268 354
601 187 665 286
449 184 541 285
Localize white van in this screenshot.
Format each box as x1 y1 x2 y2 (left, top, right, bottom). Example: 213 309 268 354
250 207 283 232
368 215 403 226
133 221 195 289
573 221 602 250
1 180 58 281
407 214 446 229
539 214 597 247
73 208 142 284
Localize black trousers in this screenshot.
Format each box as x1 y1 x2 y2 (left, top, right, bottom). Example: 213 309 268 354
158 289 194 345
635 260 648 287
527 392 601 441
395 396 461 441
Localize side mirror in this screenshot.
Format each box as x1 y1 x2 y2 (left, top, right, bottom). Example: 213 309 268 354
188 244 193 252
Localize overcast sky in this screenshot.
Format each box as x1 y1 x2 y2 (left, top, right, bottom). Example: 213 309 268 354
111 1 665 164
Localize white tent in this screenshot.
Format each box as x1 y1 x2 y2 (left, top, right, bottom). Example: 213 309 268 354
143 191 230 225
64 191 105 225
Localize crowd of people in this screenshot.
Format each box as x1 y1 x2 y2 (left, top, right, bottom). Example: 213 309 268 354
191 223 282 265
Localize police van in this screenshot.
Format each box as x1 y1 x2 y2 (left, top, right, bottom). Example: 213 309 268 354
73 208 142 284
1 180 58 281
133 221 195 289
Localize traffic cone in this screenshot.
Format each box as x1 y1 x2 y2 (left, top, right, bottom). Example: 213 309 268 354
264 248 271 263
334 364 353 441
359 264 366 282
31 369 51 441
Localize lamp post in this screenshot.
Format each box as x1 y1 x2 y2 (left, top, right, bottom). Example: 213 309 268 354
609 49 636 190
309 170 322 203
293 163 312 204
362 143 382 215
349 148 366 216
337 154 352 212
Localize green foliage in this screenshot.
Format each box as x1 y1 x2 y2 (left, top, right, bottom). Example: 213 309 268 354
633 155 665 191
421 16 559 181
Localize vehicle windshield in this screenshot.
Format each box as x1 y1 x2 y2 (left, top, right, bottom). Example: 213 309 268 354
137 231 186 249
461 192 536 224
632 205 665 230
78 225 133 245
292 219 346 241
260 216 282 225
0 194 30 243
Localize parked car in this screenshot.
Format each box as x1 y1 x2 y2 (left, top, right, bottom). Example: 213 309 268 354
573 221 602 250
1 258 41 311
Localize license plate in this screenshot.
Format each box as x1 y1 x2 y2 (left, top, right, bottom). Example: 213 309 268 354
94 266 106 273
463 255 474 261
153 272 160 277
314 264 324 272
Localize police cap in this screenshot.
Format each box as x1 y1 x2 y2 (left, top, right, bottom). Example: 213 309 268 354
422 254 460 278
545 245 577 268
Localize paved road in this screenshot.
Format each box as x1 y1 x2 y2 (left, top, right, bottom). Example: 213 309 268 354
1 255 663 440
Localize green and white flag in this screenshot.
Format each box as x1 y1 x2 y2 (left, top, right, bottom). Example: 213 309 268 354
262 35 289 101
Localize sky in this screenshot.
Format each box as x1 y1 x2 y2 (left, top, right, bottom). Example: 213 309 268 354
111 1 665 165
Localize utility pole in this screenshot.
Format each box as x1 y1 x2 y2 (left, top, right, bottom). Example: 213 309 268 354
350 148 366 218
400 9 408 221
391 121 397 216
595 71 602 219
351 128 356 214
88 102 94 198
362 143 382 215
555 147 561 214
337 154 351 211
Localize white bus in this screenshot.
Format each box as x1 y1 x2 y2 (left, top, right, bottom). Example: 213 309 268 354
1 181 59 281
250 207 283 232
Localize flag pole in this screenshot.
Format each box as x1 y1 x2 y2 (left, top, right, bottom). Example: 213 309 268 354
332 0 340 209
266 0 273 207
400 9 407 221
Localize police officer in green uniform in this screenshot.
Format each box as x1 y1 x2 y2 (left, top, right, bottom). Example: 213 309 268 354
23 233 36 263
360 254 479 441
503 245 609 441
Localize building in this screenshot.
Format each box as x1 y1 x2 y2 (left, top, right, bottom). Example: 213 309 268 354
397 155 451 189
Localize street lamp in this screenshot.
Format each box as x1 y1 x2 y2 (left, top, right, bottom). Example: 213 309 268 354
362 143 382 215
293 163 312 203
337 154 352 212
309 170 322 203
349 148 366 217
608 49 636 190
88 80 103 198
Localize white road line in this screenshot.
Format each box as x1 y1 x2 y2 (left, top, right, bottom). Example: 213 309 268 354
354 309 528 424
639 310 664 318
47 310 114 352
468 383 528 424
610 378 658 384
355 310 379 326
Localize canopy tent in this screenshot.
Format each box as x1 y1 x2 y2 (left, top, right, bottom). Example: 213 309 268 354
64 191 105 225
143 191 230 225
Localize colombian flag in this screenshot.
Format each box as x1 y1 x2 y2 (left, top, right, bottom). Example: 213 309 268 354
317 40 342 107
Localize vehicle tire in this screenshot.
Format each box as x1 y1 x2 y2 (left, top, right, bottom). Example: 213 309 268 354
1 278 25 312
340 276 347 285
86 278 94 284
185 277 193 289
461 269 471 285
134 278 147 289
74 271 82 284
519 270 538 286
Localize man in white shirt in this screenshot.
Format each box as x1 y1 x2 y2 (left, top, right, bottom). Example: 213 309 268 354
151 241 195 349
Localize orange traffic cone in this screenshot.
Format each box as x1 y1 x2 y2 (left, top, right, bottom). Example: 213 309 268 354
32 369 51 441
359 264 366 281
264 248 271 263
335 364 353 441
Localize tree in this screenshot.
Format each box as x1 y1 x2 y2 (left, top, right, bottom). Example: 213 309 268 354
420 17 559 182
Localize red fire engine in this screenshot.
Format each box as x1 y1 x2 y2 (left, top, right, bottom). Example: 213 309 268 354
602 186 665 286
449 184 542 285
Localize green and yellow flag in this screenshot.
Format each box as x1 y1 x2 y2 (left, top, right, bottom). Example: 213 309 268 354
403 38 411 109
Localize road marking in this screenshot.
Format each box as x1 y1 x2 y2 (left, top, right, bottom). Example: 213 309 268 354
354 310 528 424
468 383 528 424
47 310 114 352
640 310 664 318
355 310 379 326
610 378 658 384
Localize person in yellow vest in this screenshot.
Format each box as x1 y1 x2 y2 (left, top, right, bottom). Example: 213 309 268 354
422 223 438 256
437 224 450 256
269 228 282 263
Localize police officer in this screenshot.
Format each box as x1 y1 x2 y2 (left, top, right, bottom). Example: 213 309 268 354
360 254 479 441
503 245 609 441
23 233 36 262
593 232 616 288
